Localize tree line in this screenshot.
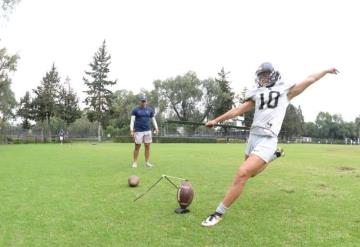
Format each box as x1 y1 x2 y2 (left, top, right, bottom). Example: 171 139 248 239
1 40 360 143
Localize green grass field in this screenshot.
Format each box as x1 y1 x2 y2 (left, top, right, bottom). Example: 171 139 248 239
1 143 359 246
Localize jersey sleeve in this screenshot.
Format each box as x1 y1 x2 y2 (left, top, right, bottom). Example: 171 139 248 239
285 82 296 92
244 87 256 101
278 80 296 92
150 108 154 118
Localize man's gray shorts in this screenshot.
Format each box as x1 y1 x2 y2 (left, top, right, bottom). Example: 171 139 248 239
134 131 152 144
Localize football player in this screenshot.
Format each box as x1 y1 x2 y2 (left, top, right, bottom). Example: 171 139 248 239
201 62 338 227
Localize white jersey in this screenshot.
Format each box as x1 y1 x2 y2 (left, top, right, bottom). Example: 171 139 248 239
245 81 295 137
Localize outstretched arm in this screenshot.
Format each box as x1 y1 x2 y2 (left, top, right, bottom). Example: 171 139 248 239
288 68 339 100
205 100 255 128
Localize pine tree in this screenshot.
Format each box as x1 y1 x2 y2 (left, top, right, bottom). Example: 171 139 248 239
296 105 305 136
32 63 61 142
57 77 81 138
83 40 117 142
213 67 235 118
279 104 298 139
17 91 33 130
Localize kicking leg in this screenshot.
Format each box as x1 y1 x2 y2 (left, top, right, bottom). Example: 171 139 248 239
251 147 285 177
222 154 266 207
201 154 266 227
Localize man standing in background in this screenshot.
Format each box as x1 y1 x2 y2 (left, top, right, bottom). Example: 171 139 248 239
130 95 159 168
59 129 65 144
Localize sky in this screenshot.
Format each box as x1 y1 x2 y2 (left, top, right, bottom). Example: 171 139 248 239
1 0 359 122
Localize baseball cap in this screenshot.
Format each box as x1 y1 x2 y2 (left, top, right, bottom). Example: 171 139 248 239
139 95 147 101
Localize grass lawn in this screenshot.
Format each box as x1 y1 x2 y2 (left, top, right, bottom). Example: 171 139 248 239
0 143 360 246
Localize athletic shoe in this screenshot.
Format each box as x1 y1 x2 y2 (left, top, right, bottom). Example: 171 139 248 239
275 147 285 158
132 162 138 168
201 212 223 227
144 162 153 168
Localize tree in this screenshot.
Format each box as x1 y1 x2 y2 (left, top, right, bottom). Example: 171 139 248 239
213 67 234 117
296 106 305 136
57 77 81 137
1 0 20 17
240 87 254 128
31 92 47 141
154 71 219 123
355 115 360 141
330 114 345 139
303 122 317 137
32 63 61 142
0 46 18 141
109 89 138 132
200 78 221 122
279 104 298 139
17 91 33 130
343 122 357 140
67 114 98 138
278 104 304 139
315 112 332 139
83 40 117 142
154 71 202 122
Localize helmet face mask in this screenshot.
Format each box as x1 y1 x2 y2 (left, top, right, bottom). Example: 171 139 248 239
255 62 281 88
257 71 271 87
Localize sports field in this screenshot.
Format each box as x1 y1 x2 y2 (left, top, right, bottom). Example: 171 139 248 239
0 143 359 246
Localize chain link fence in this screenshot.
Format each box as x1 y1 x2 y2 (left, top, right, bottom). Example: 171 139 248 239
1 122 359 145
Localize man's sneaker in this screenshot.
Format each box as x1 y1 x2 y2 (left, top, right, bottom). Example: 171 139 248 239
201 212 223 227
275 147 285 158
144 162 153 168
132 162 138 168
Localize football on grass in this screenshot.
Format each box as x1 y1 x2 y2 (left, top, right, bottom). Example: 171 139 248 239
128 175 140 187
177 181 194 209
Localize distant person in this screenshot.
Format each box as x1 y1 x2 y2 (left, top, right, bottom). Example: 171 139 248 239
59 129 65 144
201 62 338 227
130 95 159 168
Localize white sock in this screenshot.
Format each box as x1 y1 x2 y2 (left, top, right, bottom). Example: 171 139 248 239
215 202 228 215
